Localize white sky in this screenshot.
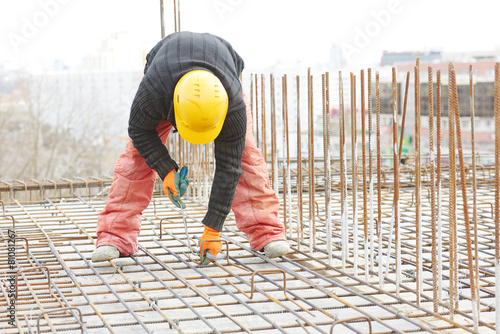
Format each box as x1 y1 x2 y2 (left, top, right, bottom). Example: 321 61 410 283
1 0 500 72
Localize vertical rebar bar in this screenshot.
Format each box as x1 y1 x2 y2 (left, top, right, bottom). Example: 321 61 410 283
308 68 316 251
398 72 411 165
392 67 401 295
323 73 332 264
255 74 259 148
179 132 184 168
205 143 210 203
270 74 278 194
361 70 369 281
429 66 439 313
297 75 303 248
448 63 458 319
173 0 178 32
160 0 165 38
261 74 267 164
415 61 423 305
250 73 254 119
282 75 292 237
351 73 358 275
493 62 500 334
281 74 287 233
376 72 383 286
176 0 180 32
368 68 375 273
452 64 478 331
340 71 348 270
469 65 480 325
436 70 444 305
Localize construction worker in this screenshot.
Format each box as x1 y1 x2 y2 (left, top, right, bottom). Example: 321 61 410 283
91 31 291 263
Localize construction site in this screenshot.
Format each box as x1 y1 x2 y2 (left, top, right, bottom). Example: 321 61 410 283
2 2 500 334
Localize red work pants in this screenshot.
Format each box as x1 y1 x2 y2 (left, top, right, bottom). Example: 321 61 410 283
96 94 286 255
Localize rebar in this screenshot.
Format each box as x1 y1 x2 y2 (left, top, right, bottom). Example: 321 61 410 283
308 68 316 250
159 0 165 38
2 62 500 333
261 74 267 163
323 73 332 264
469 65 481 325
282 74 292 237
71 243 155 334
494 61 500 334
173 0 180 32
451 65 479 330
296 75 303 248
448 63 458 319
270 74 278 194
398 72 411 162
392 67 401 295
415 61 423 305
428 66 439 313
339 71 348 270
254 73 259 147
368 69 375 273
376 72 383 286
350 72 359 275
361 69 369 281
436 70 444 305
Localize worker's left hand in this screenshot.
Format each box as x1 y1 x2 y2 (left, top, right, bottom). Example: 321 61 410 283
163 166 189 208
199 226 222 265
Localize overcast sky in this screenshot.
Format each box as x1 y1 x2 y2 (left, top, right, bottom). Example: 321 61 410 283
1 0 500 72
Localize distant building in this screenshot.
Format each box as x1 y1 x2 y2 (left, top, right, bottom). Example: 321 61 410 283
81 32 155 71
388 57 499 154
381 51 442 66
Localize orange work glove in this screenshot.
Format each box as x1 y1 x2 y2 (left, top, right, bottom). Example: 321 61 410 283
163 167 189 208
200 226 222 264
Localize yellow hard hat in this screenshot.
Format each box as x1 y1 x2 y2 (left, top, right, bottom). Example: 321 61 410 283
173 70 228 144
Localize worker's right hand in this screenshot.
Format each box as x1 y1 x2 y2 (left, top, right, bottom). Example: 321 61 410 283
200 226 222 265
163 166 189 208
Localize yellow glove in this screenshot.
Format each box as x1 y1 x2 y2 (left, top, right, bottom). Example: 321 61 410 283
200 226 222 264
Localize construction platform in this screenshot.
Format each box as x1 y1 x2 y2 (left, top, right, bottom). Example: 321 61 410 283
0 171 497 334
2 63 500 333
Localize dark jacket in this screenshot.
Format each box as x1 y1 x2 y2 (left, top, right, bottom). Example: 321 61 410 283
128 31 246 231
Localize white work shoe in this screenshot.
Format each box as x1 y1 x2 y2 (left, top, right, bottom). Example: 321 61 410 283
263 240 292 258
91 246 120 262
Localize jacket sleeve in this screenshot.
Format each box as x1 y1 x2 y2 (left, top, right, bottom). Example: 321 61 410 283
202 104 246 231
128 86 178 180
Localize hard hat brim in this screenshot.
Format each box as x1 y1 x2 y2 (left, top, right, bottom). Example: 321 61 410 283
175 109 226 144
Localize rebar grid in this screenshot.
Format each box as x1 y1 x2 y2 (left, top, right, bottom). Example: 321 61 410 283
1 180 497 334
1 62 500 333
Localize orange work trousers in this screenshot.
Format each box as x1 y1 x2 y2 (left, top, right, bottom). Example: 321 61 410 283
96 93 286 256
